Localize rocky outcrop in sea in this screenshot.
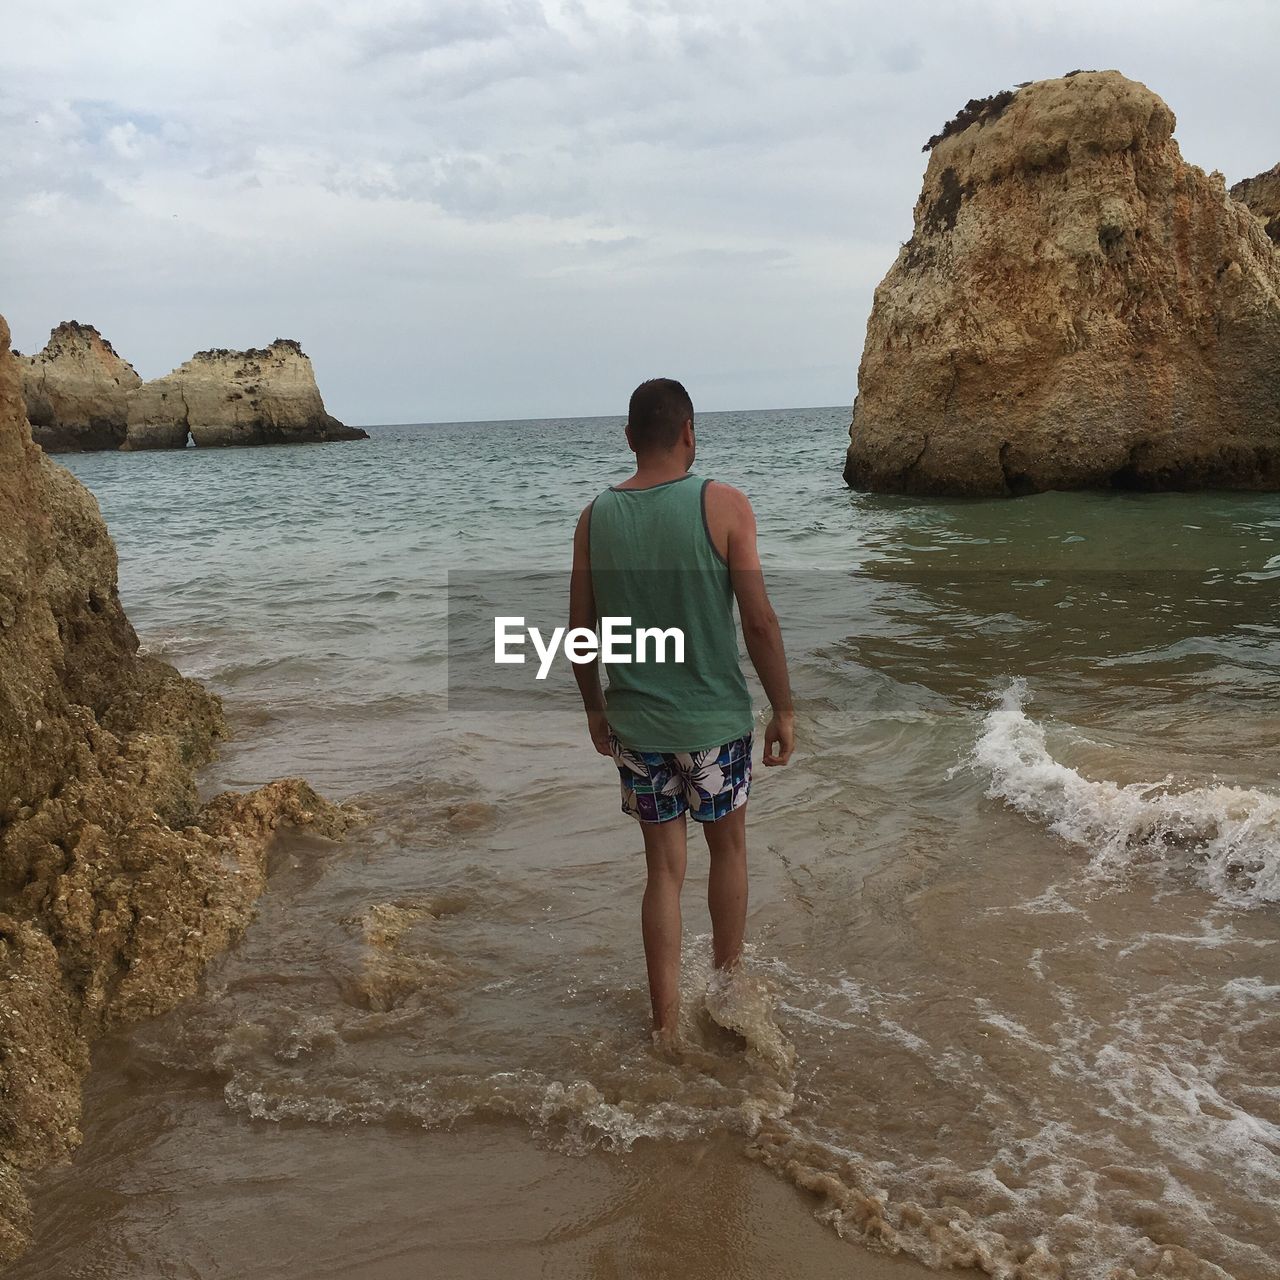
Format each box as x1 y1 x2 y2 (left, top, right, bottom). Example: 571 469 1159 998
0 311 362 1264
1231 162 1280 246
16 321 142 453
15 328 366 452
127 339 368 449
843 70 1280 496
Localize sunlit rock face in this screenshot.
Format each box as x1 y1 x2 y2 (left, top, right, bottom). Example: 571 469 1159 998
17 321 142 452
844 70 1280 496
126 338 368 448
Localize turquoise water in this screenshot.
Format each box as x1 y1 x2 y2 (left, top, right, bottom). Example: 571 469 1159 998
29 410 1280 1280
63 409 1280 760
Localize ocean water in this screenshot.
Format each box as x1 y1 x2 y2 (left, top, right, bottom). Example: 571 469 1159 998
13 409 1280 1280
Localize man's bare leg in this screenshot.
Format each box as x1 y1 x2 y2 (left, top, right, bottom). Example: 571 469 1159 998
702 805 748 970
640 815 688 1040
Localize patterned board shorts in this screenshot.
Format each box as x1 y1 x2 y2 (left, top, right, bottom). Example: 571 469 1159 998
608 731 753 824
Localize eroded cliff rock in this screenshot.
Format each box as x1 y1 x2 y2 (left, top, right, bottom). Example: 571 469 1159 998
17 322 142 453
1230 162 1280 245
844 70 1280 496
0 312 361 1263
126 339 367 448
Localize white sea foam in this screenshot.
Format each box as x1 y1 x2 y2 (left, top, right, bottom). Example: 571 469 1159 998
971 680 1280 908
223 1060 796 1153
755 957 1280 1280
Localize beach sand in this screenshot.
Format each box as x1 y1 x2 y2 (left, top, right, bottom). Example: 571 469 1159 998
11 1045 941 1279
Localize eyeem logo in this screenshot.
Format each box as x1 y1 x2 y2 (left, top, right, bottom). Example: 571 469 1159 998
494 616 686 680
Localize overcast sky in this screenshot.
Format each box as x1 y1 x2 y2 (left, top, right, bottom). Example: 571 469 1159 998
2 1 1276 424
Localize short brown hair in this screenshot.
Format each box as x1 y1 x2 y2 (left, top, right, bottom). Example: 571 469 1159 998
627 378 693 451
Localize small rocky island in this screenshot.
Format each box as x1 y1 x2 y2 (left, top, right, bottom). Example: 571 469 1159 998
1231 162 1280 245
17 323 367 452
843 70 1280 496
18 321 141 452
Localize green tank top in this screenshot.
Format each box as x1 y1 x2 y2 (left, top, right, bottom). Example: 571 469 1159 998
588 473 754 752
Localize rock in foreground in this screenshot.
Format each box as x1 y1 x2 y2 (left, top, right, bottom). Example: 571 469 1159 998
126 339 368 448
0 311 362 1264
17 321 142 452
844 70 1280 496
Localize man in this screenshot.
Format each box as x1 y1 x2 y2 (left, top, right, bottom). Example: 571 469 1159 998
569 377 794 1045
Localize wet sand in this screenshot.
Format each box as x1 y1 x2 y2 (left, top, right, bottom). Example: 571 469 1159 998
12 1032 941 1280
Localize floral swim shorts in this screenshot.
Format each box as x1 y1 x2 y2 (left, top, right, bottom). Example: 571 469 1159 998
608 731 753 824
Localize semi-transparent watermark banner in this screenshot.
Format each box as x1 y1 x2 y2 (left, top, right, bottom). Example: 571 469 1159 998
445 567 1280 711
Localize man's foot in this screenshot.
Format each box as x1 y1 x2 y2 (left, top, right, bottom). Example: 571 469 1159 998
650 1022 681 1059
703 963 797 1076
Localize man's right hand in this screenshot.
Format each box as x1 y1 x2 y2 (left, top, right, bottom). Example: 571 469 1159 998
763 711 794 766
588 708 612 757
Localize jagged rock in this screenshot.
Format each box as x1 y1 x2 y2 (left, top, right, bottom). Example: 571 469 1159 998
1230 163 1280 246
0 312 363 1263
125 339 368 448
16 322 142 453
844 70 1280 496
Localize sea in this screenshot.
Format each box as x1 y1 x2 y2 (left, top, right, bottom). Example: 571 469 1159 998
11 409 1280 1280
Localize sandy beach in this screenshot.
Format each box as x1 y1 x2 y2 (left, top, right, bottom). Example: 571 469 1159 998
13 1040 941 1279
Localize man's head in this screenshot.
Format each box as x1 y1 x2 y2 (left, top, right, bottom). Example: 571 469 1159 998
625 378 695 465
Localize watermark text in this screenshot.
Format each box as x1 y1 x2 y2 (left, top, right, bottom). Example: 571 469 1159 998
494 616 685 679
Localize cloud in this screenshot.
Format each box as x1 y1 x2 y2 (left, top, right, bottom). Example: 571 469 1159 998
1 0 1278 422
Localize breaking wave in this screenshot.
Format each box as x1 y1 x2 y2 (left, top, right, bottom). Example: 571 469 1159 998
972 680 1280 907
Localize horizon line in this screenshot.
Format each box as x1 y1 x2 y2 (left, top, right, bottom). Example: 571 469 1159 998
353 403 852 430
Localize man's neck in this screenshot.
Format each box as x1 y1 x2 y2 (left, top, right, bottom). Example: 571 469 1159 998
617 454 691 490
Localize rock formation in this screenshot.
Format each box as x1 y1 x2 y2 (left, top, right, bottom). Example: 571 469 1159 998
844 70 1280 496
16 322 142 453
125 339 368 448
15 327 366 452
1230 162 1280 245
0 311 361 1264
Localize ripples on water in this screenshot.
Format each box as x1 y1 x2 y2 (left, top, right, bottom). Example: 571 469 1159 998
17 411 1280 1280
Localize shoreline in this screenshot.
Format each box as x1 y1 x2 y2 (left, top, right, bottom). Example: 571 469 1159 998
10 1041 944 1280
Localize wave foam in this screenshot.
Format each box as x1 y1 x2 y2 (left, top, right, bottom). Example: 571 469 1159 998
971 680 1280 907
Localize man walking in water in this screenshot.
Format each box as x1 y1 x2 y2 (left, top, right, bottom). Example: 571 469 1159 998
569 378 794 1045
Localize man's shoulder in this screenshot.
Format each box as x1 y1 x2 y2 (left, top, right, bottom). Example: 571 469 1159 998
701 482 754 564
703 480 752 514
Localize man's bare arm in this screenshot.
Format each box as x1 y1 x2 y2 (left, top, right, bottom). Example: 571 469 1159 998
570 504 610 755
720 487 794 766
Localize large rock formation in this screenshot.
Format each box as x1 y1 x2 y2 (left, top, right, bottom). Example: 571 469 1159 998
0 311 361 1264
125 339 368 448
16 322 142 453
1231 163 1280 246
844 70 1280 496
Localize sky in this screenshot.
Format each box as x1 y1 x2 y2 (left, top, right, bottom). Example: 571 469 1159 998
2 0 1276 424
